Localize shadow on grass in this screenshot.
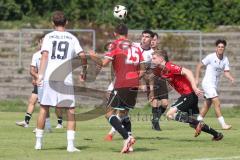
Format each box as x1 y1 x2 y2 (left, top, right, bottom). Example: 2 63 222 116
43 145 90 151
135 136 170 141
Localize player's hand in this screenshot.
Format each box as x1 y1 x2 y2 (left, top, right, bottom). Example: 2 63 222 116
139 85 147 92
32 79 37 85
193 87 203 97
230 77 236 85
148 92 154 102
37 74 43 86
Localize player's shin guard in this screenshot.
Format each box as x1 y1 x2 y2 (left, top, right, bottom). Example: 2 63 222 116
121 116 131 136
109 115 128 139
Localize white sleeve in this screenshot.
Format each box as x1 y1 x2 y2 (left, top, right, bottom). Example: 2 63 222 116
201 54 211 65
30 54 37 67
41 36 51 53
74 37 83 56
224 57 230 71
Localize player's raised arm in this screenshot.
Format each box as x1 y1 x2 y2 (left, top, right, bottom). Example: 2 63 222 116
181 67 203 96
89 50 111 67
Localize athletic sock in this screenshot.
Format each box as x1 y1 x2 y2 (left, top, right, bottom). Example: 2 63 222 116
67 130 75 148
158 105 166 121
109 115 128 140
57 117 63 125
121 116 131 134
218 116 226 126
25 112 32 124
35 128 44 145
197 115 204 121
201 124 219 137
152 107 159 122
174 111 199 126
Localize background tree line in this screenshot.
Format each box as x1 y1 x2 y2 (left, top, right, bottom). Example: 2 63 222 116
1 0 240 30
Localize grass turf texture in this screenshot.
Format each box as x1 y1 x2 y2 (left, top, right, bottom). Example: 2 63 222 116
0 99 240 160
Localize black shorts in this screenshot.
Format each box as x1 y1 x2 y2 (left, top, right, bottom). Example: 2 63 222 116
153 77 168 100
171 92 199 115
107 87 138 110
32 85 38 94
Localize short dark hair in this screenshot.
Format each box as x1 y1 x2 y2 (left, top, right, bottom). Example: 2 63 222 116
114 24 128 35
52 11 67 26
142 30 154 38
152 49 169 62
153 32 159 39
215 39 227 47
34 34 45 43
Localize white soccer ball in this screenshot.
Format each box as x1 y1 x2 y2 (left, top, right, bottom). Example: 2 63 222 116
113 5 127 20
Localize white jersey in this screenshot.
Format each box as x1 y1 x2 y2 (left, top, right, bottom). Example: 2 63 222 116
31 50 41 72
133 42 153 63
41 31 83 84
202 52 230 88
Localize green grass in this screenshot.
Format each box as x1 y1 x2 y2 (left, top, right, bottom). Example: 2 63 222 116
0 100 240 160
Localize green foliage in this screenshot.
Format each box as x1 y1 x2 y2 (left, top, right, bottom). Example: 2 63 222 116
2 0 240 30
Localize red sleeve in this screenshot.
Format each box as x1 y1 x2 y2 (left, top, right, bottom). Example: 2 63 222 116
168 63 182 74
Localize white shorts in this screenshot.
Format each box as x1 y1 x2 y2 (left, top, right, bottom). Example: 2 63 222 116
202 84 218 99
40 81 75 107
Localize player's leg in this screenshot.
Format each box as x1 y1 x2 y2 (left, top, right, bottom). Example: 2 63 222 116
44 109 52 132
66 107 79 152
212 97 231 130
197 99 212 121
35 105 49 150
151 78 168 131
16 87 38 127
55 107 63 129
105 88 136 153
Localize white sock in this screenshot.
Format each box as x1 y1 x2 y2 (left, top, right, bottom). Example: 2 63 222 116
218 116 226 126
197 115 204 121
36 128 44 145
67 130 75 148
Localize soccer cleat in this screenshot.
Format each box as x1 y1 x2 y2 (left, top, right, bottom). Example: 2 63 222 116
222 124 232 130
212 133 224 141
128 146 133 152
67 147 80 152
104 134 113 141
33 128 36 133
56 124 63 129
194 122 203 137
16 121 29 128
121 136 136 153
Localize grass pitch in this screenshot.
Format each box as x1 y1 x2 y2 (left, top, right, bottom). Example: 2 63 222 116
0 100 240 160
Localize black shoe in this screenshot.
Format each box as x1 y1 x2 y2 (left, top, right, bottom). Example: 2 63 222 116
152 121 161 131
212 133 223 141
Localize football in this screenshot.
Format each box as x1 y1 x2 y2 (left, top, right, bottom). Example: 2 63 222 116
113 5 127 20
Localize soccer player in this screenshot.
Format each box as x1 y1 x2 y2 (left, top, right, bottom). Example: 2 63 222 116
35 11 87 152
149 32 169 131
89 24 145 153
16 35 63 131
151 50 223 141
195 39 235 130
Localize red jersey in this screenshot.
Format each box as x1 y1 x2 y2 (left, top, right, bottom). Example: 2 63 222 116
105 38 144 88
153 62 193 95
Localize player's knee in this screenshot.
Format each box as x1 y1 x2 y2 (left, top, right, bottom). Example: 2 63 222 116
166 112 173 120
